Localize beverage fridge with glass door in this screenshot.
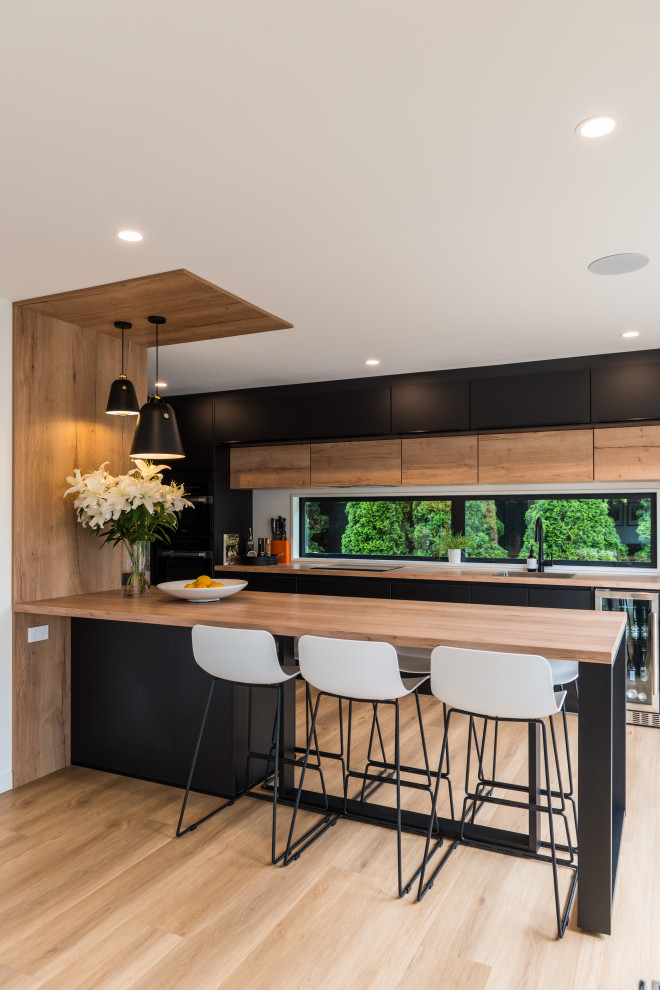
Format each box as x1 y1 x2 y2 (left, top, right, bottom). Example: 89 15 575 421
595 589 660 727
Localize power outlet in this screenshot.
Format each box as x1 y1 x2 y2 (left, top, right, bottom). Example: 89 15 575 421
27 624 49 643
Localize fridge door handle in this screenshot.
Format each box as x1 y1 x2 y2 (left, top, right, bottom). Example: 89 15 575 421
653 611 659 700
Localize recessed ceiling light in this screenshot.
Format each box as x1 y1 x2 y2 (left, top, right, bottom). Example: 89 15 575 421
115 229 144 242
620 330 640 338
365 359 380 366
588 253 650 275
576 115 617 138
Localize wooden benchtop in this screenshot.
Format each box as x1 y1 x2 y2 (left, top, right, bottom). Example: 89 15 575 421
14 589 625 664
217 560 660 590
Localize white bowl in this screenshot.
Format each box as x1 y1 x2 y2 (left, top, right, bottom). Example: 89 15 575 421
157 578 248 602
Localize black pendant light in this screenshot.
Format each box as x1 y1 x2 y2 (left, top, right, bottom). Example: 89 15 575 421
130 315 185 460
106 321 140 416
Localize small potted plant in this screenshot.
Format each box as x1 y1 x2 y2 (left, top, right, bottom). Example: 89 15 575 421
437 530 469 565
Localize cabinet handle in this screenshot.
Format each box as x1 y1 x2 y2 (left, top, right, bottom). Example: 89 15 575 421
159 550 212 558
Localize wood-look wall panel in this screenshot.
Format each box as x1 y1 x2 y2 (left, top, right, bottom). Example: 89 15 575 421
13 308 146 601
402 436 478 485
478 430 594 483
17 269 293 345
310 439 402 486
594 425 660 481
230 444 311 488
12 613 70 787
12 306 147 785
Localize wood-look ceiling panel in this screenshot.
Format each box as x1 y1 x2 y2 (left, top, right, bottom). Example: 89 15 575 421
16 269 293 345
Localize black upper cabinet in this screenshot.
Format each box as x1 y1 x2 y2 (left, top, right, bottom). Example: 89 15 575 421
591 362 660 423
213 393 298 443
298 386 391 440
167 397 214 471
470 369 590 431
391 380 470 434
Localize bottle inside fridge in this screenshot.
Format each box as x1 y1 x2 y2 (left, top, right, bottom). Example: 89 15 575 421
596 590 660 727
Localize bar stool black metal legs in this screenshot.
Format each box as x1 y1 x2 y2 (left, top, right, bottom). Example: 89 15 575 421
282 636 454 897
416 645 579 939
176 626 333 865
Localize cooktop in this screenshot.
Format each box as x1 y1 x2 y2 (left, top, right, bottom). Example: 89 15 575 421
307 563 404 572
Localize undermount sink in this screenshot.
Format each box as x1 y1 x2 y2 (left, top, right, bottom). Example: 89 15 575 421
492 570 576 579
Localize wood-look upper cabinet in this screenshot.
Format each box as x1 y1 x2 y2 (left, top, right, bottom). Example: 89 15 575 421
310 439 402 486
230 444 310 489
478 430 594 483
594 426 660 481
401 436 478 485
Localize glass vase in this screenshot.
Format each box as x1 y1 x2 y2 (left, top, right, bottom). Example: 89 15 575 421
121 540 150 597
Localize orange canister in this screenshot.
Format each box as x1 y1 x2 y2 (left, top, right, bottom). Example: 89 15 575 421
271 539 290 564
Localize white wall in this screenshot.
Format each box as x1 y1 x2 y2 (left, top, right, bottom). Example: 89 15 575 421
0 300 12 792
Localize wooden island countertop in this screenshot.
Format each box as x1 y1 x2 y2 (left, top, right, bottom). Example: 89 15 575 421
14 587 625 664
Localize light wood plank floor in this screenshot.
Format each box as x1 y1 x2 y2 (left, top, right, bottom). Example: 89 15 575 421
1 687 659 990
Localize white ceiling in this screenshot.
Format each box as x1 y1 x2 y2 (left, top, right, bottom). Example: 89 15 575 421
2 1 659 394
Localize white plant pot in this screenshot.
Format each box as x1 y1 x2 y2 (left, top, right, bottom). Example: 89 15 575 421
448 549 462 565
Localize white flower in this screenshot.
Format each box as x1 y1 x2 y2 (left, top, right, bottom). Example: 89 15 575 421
64 460 194 543
129 459 170 482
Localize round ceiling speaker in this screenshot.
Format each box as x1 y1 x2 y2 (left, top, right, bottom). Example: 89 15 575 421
588 253 650 275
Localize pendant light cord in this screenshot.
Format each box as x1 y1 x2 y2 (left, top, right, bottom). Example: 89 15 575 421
155 321 159 390
121 326 125 377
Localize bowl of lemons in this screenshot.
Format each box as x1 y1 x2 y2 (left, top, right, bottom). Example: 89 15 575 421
157 575 248 602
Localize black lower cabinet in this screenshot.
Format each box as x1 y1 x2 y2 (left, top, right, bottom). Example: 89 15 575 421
231 571 298 594
471 584 529 607
529 586 592 610
297 576 391 598
391 580 470 603
71 619 291 797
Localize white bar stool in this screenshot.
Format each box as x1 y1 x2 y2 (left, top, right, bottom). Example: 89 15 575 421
472 657 579 847
285 635 453 897
417 645 578 939
177 625 332 864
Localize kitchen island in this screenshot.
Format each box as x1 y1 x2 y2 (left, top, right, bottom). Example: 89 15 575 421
14 588 626 936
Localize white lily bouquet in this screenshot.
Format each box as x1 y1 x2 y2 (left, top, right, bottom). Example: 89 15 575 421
64 459 193 596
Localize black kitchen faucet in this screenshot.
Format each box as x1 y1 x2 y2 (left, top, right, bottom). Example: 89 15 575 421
535 517 553 573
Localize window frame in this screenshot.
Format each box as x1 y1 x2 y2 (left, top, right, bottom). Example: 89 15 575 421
298 492 657 568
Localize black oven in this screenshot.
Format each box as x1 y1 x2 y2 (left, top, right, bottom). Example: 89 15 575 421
176 481 213 542
154 549 214 583
153 474 214 584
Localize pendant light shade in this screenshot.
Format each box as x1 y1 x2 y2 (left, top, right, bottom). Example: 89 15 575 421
130 315 185 460
106 321 140 416
130 394 185 459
